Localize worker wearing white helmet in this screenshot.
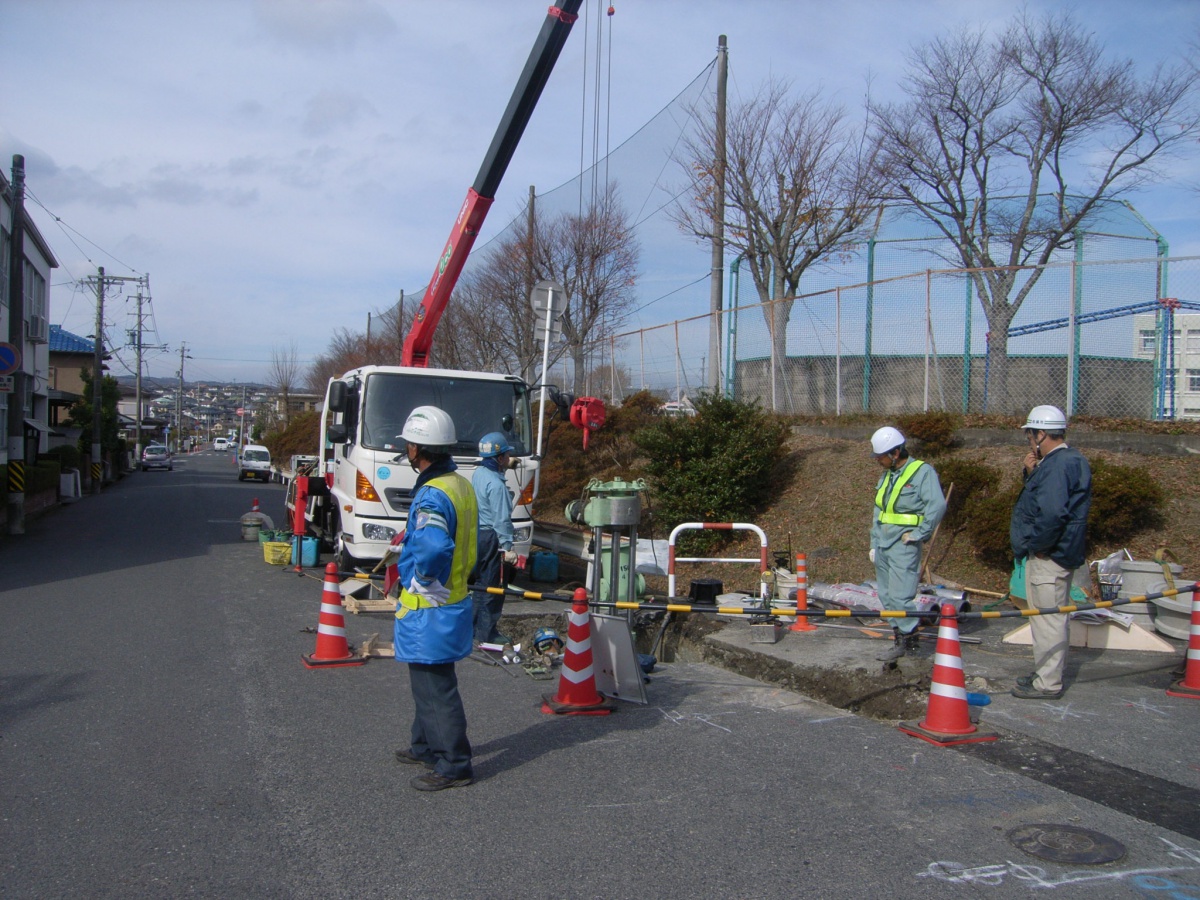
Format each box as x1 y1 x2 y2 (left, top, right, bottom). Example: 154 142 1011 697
1009 405 1092 700
868 426 947 662
388 405 478 791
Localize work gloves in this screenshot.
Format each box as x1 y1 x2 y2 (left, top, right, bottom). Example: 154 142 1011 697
503 549 519 565
901 532 917 544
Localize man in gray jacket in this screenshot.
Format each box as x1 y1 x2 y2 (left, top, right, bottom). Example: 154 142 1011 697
1009 405 1092 699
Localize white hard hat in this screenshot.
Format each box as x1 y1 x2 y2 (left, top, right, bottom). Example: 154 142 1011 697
1022 405 1067 431
870 426 905 455
401 405 456 447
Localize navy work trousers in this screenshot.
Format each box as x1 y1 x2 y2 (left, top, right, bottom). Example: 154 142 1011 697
407 662 473 780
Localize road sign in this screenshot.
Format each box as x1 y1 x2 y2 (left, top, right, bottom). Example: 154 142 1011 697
529 279 565 318
236 408 245 416
0 342 21 375
530 279 565 343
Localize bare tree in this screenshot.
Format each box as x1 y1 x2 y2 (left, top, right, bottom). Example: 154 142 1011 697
305 328 369 394
431 226 548 379
267 341 302 428
674 77 883 410
440 184 639 395
870 11 1200 411
535 184 640 396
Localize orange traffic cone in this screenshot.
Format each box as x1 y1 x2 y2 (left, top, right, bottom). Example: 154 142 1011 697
898 604 996 746
541 588 616 716
788 552 817 633
302 562 367 669
1167 584 1200 699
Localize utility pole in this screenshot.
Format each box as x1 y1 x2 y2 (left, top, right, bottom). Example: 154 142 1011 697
707 35 728 393
91 267 106 494
123 274 160 462
239 385 246 446
175 343 189 454
6 154 27 533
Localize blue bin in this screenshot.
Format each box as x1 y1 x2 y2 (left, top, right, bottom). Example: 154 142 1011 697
293 535 319 567
530 551 559 583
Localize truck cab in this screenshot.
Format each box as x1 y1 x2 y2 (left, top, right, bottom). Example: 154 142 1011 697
305 365 538 571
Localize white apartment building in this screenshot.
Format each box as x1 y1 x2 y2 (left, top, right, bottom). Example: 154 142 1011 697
1133 311 1200 420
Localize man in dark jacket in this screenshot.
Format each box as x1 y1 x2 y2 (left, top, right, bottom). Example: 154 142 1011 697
1009 405 1092 699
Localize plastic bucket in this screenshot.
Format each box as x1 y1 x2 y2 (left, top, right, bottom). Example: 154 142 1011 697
241 521 261 542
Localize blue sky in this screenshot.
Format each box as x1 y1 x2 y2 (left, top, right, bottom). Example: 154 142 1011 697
2 0 1196 384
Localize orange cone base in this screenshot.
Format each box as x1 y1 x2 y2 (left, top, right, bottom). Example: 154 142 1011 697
788 618 818 633
898 721 997 746
301 651 367 669
541 694 616 716
1166 679 1200 700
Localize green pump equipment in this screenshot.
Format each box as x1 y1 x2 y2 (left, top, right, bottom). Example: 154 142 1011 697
565 478 647 607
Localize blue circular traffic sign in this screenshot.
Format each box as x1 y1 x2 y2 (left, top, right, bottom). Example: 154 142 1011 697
0 342 21 376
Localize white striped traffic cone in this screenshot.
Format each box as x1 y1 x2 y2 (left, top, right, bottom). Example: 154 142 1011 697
541 588 615 715
898 604 995 745
1167 584 1200 700
302 562 366 669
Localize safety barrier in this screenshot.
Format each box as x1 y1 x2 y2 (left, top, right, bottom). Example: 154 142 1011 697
318 570 1197 624
666 522 770 599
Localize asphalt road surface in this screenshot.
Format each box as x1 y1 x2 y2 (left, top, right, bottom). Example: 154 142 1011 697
3 451 1200 898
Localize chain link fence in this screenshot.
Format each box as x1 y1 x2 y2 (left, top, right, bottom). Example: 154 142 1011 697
600 255 1200 422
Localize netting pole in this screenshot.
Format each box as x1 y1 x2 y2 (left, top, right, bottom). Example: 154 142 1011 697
639 328 645 391
1066 229 1082 416
924 269 931 412
863 237 875 412
962 274 973 413
835 286 842 416
725 256 741 399
675 320 682 403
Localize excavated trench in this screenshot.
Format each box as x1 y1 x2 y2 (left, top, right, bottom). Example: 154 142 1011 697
499 608 933 722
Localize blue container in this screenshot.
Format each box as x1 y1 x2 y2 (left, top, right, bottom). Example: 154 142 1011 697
530 551 559 583
293 535 319 567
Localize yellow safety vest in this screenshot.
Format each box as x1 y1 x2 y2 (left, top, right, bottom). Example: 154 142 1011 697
875 458 926 527
397 471 478 612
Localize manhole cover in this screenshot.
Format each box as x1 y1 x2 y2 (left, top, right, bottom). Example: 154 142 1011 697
1007 824 1126 865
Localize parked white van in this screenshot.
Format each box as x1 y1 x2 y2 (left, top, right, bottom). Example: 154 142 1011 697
238 445 272 482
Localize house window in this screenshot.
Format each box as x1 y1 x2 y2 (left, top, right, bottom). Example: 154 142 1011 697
1139 330 1156 353
1189 369 1200 393
1187 330 1200 354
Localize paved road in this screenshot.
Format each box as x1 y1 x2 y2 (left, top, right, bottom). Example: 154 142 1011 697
3 453 1200 898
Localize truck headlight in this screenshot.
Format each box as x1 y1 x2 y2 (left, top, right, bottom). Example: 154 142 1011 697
512 524 533 545
362 523 398 542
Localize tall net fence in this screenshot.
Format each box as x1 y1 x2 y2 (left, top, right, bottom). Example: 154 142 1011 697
601 254 1200 421
395 53 1199 423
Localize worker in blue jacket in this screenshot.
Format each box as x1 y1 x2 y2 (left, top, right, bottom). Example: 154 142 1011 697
389 406 478 791
471 432 518 645
869 426 947 662
1009 405 1092 700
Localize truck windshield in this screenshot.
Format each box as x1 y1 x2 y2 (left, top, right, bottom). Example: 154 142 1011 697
360 373 533 456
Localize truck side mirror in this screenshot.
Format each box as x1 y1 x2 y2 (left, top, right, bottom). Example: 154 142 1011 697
327 381 348 412
326 423 347 444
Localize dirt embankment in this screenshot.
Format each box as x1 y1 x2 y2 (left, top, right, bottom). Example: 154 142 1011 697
631 430 1200 598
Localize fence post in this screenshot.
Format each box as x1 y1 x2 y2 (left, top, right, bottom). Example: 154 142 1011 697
962 275 973 413
1068 229 1082 416
835 286 842 416
924 269 932 412
863 237 875 412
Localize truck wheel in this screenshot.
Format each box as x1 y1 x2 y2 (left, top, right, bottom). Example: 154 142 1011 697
334 533 363 574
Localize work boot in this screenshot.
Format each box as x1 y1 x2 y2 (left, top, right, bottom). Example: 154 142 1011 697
903 629 924 653
876 631 906 662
